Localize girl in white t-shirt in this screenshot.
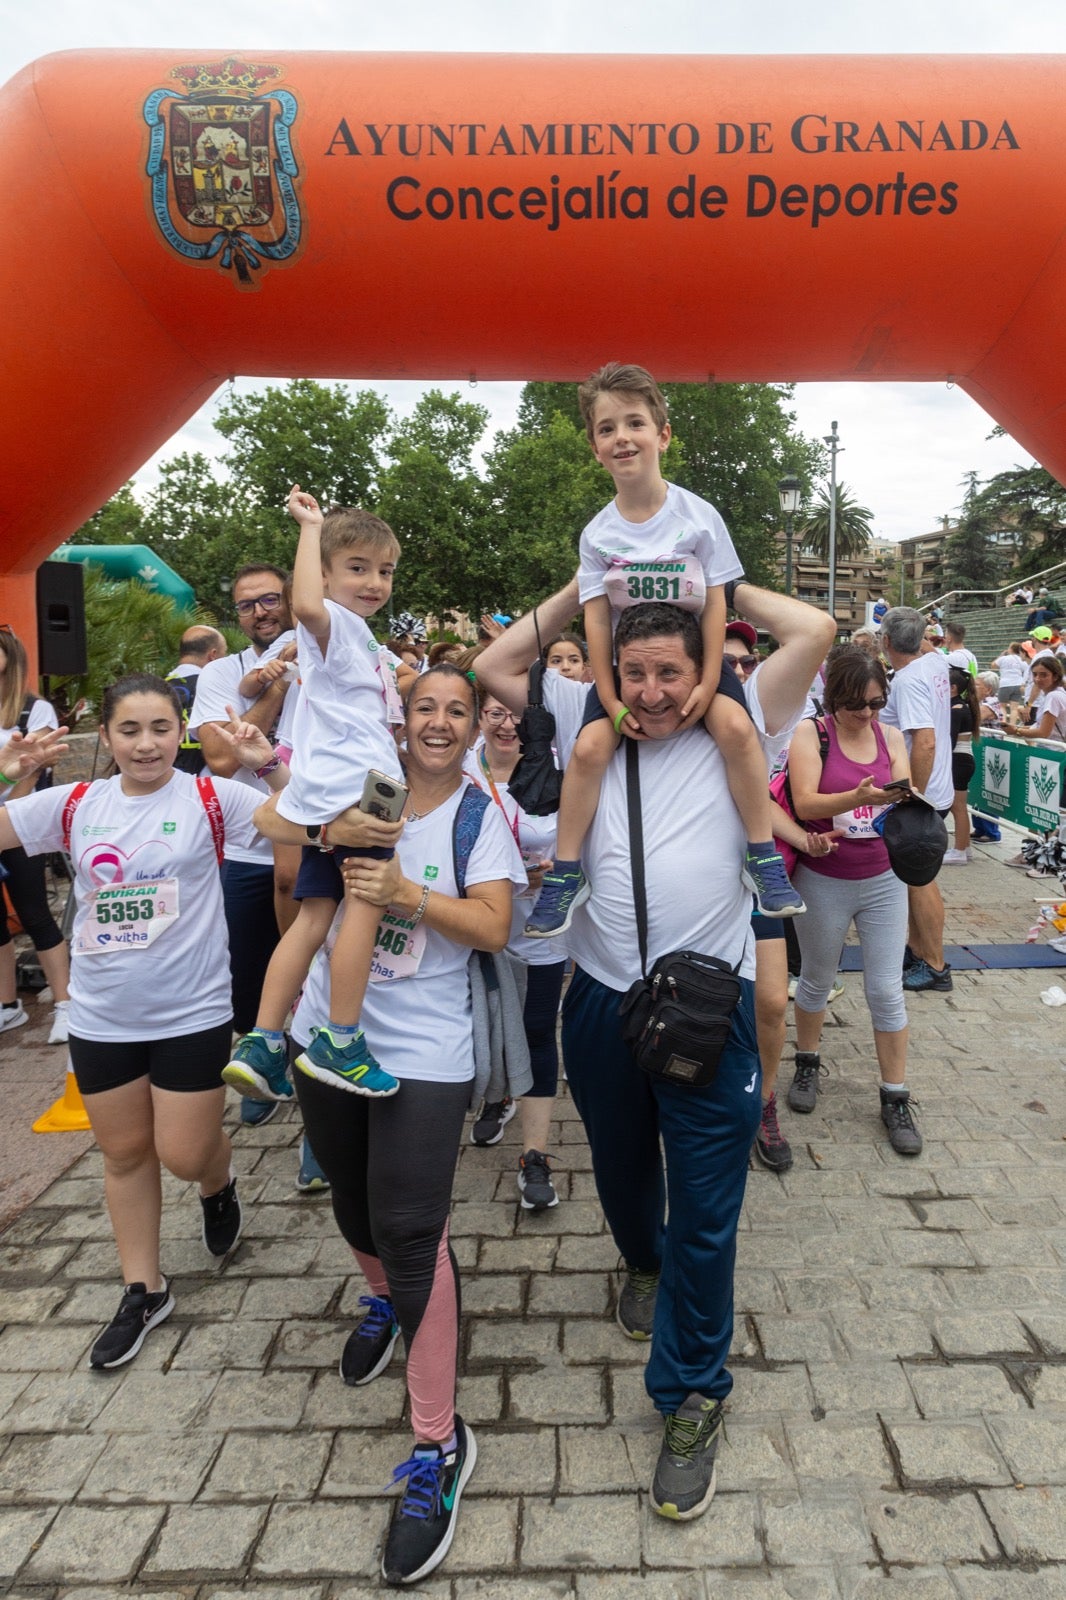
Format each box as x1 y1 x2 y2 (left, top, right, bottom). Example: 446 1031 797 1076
1009 654 1066 743
0 674 287 1372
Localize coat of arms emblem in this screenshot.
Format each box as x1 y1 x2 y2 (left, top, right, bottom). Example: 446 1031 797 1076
145 57 302 287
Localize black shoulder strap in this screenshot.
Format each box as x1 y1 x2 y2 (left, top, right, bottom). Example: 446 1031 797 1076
625 740 649 978
17 693 36 736
526 606 546 706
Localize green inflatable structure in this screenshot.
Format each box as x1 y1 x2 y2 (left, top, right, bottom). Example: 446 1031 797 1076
52 544 195 610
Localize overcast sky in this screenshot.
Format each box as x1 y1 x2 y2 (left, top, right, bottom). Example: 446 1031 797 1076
6 3 1064 545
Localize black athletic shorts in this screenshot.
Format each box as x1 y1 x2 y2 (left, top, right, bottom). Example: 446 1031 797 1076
69 1020 233 1096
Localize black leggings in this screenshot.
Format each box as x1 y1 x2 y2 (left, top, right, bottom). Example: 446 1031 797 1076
294 1068 470 1438
0 846 64 952
522 960 566 1097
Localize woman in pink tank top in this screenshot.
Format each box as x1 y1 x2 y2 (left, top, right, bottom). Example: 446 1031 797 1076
779 646 922 1158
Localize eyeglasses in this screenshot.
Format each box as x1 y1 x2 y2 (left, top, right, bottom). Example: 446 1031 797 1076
842 695 887 712
234 592 283 617
482 709 518 725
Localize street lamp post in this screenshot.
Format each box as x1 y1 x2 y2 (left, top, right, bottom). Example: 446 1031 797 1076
823 420 842 626
777 473 802 597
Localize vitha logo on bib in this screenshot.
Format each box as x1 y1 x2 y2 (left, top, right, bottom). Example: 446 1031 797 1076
144 57 303 288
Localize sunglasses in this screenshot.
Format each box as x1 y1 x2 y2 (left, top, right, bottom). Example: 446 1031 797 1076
234 592 283 617
842 695 887 712
725 653 757 672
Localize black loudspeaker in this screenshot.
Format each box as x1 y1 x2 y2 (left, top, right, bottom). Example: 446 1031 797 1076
36 560 88 677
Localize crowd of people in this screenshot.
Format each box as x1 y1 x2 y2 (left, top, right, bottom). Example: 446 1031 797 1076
3 360 1065 1584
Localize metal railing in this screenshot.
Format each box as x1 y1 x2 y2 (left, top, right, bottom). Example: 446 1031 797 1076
917 558 1066 615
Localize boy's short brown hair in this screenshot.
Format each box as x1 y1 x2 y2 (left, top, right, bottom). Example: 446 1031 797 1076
320 507 400 565
577 362 669 440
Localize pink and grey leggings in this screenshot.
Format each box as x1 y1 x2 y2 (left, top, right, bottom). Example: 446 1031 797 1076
293 1070 470 1443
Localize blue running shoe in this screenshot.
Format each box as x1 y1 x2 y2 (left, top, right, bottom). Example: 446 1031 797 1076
294 1027 399 1097
340 1294 400 1385
523 867 590 938
382 1416 477 1585
295 1136 330 1194
222 1031 292 1103
742 851 806 917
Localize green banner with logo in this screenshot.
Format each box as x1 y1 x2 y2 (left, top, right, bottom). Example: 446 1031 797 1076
969 735 1066 831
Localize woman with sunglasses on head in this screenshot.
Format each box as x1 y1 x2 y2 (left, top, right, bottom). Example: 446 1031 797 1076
0 626 71 1043
466 691 566 1210
783 646 921 1157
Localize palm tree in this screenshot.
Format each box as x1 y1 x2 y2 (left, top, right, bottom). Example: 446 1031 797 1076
799 483 875 562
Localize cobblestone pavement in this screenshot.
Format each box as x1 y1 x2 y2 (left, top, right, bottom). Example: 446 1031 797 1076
1 836 1065 1597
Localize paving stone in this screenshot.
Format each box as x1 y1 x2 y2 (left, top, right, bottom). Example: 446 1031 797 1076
839 1569 961 1600
0 1433 106 1502
0 1245 73 1279
563 1318 651 1364
169 1320 275 1370
200 1373 311 1431
0 1505 56 1578
457 1372 505 1423
575 1578 732 1599
144 1502 267 1577
642 1490 762 1566
1024 1313 1066 1355
888 1422 1012 1487
755 1316 841 1362
762 1493 875 1563
254 1501 389 1579
480 1237 558 1272
941 1271 1041 1309
735 1268 789 1314
863 1491 999 1562
555 1236 620 1270
729 1366 815 1418
980 1486 1066 1559
719 1422 797 1488
905 1363 1025 1417
528 1272 610 1316
520 1493 641 1569
1 1373 113 1434
800 1231 893 1269
22 1503 163 1582
953 1567 1066 1599
80 1432 222 1502
558 1425 642 1492
509 1365 606 1424
0 1323 93 1371
91 1372 218 1433
988 1415 1066 1483
468 1317 561 1363
472 1427 557 1493
888 1231 977 1267
0 1287 66 1322
319 1429 409 1497
933 1313 1034 1356
836 1312 936 1359
205 1589 326 1600
461 1275 526 1314
246 1277 343 1319
785 1422 894 1484
857 1269 955 1312
301 1371 406 1429
443 1492 519 1570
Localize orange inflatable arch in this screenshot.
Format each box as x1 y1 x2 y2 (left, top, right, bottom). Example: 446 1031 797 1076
3 49 1066 661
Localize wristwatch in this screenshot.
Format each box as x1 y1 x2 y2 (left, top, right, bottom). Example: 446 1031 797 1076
305 824 323 844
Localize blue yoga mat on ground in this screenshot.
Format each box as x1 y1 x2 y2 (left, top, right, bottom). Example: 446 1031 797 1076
837 943 1066 971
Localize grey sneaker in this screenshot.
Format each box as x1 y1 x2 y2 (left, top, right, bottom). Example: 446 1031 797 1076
616 1265 659 1340
650 1392 724 1520
787 1051 826 1114
880 1089 923 1156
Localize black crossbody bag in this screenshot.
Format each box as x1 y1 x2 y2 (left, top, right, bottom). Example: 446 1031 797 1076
617 740 743 1087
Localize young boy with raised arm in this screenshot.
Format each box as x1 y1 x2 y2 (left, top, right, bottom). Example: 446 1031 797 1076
525 362 804 937
222 486 404 1101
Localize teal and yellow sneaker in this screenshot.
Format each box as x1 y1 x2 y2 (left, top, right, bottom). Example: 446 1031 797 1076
222 1031 292 1103
294 1027 399 1097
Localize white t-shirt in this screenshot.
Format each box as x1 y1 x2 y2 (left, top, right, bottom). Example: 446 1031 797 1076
945 647 978 676
277 602 403 827
466 751 563 967
5 771 262 1041
0 697 57 810
1034 687 1066 740
578 482 743 629
291 782 527 1081
994 652 1030 689
744 662 807 774
543 674 754 993
188 649 286 866
880 650 954 810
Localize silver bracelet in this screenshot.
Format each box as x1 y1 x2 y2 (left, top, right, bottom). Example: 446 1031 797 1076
409 884 431 927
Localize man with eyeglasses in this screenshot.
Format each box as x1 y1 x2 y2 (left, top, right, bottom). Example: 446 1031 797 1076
879 606 955 994
188 566 300 1127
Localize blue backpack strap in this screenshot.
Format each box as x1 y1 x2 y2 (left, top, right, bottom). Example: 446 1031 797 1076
452 783 491 896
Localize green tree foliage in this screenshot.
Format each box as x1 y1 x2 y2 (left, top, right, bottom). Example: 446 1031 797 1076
966 463 1066 565
799 482 875 564
942 472 1012 592
64 483 145 546
46 568 207 723
374 392 494 622
214 379 391 509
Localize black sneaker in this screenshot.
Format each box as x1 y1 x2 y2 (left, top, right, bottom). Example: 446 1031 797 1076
787 1051 826 1114
89 1279 174 1370
340 1295 401 1387
517 1149 559 1210
381 1416 477 1585
616 1264 660 1340
880 1089 923 1156
753 1092 793 1172
650 1392 724 1520
470 1097 517 1147
902 959 953 993
200 1176 242 1257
